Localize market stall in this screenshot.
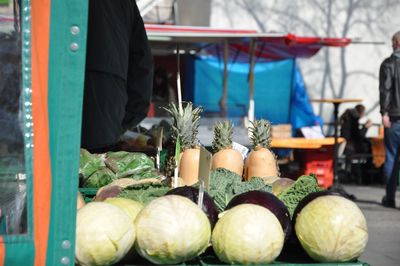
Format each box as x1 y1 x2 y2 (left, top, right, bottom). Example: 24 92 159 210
0 1 369 266
144 24 351 127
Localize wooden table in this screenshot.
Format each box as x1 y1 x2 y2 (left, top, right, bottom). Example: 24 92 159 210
271 137 345 149
311 98 362 192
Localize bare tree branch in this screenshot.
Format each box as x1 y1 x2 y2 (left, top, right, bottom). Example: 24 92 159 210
264 7 320 36
235 0 267 32
211 0 400 122
312 0 329 17
347 71 379 79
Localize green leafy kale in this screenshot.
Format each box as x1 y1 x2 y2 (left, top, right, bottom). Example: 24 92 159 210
79 149 104 178
208 168 240 212
277 174 323 218
80 150 161 189
82 166 116 188
105 151 155 178
127 169 164 180
208 168 272 212
233 177 272 195
119 182 170 204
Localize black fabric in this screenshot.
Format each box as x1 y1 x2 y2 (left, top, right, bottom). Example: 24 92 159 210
81 0 153 150
81 72 127 149
379 53 400 116
340 108 370 154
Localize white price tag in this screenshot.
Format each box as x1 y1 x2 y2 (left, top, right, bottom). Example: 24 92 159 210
232 141 249 160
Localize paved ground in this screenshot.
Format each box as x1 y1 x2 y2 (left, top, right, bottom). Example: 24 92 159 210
343 185 400 266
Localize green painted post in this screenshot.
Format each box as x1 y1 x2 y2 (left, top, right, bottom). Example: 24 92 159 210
46 0 88 265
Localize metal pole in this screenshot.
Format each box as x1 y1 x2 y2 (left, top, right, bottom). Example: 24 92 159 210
248 39 256 123
333 102 339 181
219 40 229 117
176 44 183 114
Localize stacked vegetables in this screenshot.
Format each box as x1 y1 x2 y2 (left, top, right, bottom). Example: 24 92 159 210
211 120 243 176
245 119 279 183
164 102 202 185
79 150 159 189
75 101 369 265
76 185 368 265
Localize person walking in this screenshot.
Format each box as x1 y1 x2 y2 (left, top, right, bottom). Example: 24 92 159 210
379 31 400 208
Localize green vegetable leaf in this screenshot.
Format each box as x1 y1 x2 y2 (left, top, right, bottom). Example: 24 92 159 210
233 177 272 195
82 167 116 188
208 168 242 212
104 151 155 178
79 149 104 179
119 182 170 204
128 169 163 180
208 168 272 212
278 174 323 218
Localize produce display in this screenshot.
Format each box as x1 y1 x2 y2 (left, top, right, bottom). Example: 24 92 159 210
79 150 160 188
277 174 323 217
271 177 295 196
164 102 203 185
166 186 219 228
104 197 143 222
75 202 135 266
135 195 211 265
225 190 291 240
75 101 369 266
208 168 272 212
293 191 368 263
95 178 170 204
244 119 279 182
212 204 284 264
211 120 244 176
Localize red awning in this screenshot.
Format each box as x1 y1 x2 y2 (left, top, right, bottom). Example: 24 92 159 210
145 24 351 60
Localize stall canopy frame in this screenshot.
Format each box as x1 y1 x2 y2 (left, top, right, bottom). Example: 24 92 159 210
145 24 352 121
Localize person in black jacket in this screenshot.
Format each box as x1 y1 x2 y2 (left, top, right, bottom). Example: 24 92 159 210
340 104 372 155
81 0 153 153
379 31 400 208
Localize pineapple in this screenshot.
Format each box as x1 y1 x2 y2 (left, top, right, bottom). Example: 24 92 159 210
249 119 272 149
244 119 279 183
164 102 202 150
212 121 234 153
164 102 203 185
211 121 244 176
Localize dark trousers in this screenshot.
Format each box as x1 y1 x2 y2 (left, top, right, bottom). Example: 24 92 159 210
383 121 400 201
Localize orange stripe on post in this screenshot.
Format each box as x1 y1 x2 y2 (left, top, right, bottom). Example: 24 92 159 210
31 0 52 265
0 236 5 266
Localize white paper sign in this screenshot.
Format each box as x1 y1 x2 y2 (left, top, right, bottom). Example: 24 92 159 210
300 126 325 139
232 141 250 160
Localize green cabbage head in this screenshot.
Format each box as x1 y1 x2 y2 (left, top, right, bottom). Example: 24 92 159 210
104 197 143 222
75 202 135 266
295 195 368 262
212 204 284 264
135 195 211 264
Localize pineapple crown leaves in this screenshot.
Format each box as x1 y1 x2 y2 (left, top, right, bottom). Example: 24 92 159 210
249 119 272 149
163 102 203 150
212 120 234 153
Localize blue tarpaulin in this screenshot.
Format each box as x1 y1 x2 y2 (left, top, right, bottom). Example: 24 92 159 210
185 55 321 133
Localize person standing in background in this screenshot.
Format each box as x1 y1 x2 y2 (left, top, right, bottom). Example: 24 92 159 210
81 0 153 153
379 31 400 208
340 104 372 156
